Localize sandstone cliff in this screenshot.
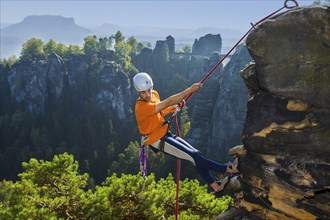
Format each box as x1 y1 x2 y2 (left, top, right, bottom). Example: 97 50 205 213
217 5 330 220
6 53 132 124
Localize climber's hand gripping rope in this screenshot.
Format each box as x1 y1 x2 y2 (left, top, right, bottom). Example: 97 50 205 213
172 99 186 116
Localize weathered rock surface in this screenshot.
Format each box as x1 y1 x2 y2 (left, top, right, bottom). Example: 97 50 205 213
186 76 220 147
96 62 132 122
6 54 132 123
220 5 330 220
246 6 330 109
7 53 66 113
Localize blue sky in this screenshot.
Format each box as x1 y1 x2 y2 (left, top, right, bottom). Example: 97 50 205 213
1 0 315 31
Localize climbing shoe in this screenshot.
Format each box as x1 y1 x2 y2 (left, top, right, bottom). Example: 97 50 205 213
226 157 239 174
213 176 230 194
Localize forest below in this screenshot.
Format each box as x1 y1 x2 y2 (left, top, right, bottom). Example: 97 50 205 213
0 32 199 182
0 32 234 218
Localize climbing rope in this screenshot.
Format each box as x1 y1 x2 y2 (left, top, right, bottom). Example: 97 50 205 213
173 1 298 219
174 115 181 219
139 144 147 190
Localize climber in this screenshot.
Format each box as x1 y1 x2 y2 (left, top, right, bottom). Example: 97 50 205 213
133 72 238 193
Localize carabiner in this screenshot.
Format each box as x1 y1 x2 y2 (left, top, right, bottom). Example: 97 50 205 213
284 0 299 9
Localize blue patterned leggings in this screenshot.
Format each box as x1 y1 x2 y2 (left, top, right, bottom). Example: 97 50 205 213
151 132 227 184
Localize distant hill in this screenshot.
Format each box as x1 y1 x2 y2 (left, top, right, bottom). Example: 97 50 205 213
0 23 12 28
1 15 92 58
2 15 91 40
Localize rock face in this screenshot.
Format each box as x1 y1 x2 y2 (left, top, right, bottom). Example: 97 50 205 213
132 47 153 72
186 76 220 147
6 54 132 123
186 46 252 159
219 6 330 220
166 35 175 54
96 62 132 121
246 6 330 109
208 46 252 161
185 51 222 147
7 53 66 113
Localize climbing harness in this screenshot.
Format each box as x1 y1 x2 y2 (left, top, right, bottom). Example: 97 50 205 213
137 0 299 218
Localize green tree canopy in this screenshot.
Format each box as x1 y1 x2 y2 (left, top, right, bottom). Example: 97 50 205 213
136 42 147 54
0 55 18 67
83 35 99 58
114 30 125 44
183 45 192 53
56 42 68 57
114 40 133 70
127 36 138 56
0 153 91 219
0 153 233 219
67 44 83 55
98 36 114 59
21 38 45 60
44 39 57 56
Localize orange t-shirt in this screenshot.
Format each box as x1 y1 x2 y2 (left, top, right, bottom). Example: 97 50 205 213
135 90 174 145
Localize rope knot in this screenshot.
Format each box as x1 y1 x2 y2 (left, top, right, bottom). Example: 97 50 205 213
284 0 299 9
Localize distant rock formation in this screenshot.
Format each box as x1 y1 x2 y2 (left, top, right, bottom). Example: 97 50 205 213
133 34 225 89
166 35 175 54
132 47 153 72
192 34 222 55
218 6 330 220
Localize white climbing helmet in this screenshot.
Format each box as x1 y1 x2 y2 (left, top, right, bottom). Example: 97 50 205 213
133 72 154 92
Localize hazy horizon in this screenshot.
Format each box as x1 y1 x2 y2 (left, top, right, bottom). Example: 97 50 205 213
1 0 315 32
0 0 316 59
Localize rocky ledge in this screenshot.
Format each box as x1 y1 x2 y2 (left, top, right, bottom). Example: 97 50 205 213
217 5 330 220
